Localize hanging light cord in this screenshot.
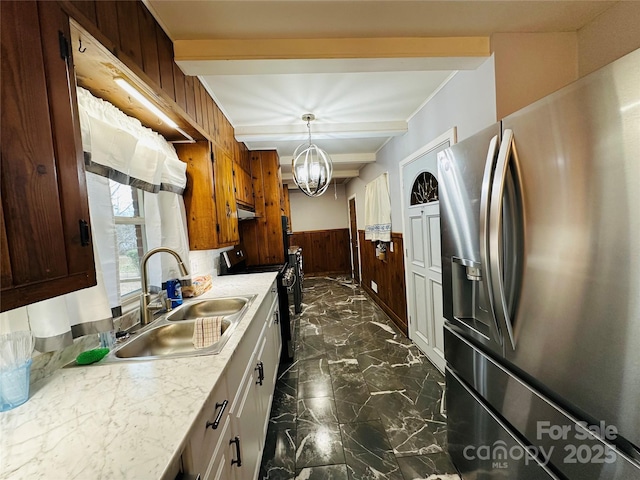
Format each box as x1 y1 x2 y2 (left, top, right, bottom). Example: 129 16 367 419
306 118 312 146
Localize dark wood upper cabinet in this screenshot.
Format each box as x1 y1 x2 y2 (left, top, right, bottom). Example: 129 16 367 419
1 0 96 311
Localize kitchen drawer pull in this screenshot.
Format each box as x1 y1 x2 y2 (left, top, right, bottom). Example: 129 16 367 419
255 361 264 385
206 399 228 430
230 436 242 467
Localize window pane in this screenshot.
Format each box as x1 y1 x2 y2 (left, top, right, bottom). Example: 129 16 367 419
109 180 141 218
116 223 144 296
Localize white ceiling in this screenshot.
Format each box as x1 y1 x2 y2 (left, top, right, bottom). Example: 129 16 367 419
145 0 615 186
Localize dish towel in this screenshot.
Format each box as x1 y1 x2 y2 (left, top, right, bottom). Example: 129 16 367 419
364 173 392 242
192 316 223 349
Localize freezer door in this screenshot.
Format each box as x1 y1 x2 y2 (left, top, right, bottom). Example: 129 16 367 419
447 368 559 480
446 327 640 479
499 48 640 451
438 123 504 356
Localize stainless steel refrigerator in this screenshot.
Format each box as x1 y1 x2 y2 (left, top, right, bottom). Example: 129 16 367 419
438 48 640 479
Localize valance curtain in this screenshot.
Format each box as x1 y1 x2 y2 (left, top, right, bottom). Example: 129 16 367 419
1 88 190 352
364 173 392 242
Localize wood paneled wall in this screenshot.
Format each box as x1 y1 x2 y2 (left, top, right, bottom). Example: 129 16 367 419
358 231 408 335
64 0 240 158
290 229 351 277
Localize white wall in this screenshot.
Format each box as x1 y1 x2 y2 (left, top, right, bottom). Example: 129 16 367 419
346 55 497 233
289 183 349 232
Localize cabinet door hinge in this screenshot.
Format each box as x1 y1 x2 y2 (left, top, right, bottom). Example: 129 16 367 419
58 31 70 62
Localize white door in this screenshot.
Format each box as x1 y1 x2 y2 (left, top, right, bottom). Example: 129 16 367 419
400 130 454 372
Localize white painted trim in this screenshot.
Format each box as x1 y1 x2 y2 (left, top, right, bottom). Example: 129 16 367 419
347 193 362 283
399 127 456 358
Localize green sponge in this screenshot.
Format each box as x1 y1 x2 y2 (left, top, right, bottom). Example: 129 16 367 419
76 348 110 365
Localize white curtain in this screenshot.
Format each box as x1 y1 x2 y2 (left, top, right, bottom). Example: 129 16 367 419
364 173 392 242
14 88 190 352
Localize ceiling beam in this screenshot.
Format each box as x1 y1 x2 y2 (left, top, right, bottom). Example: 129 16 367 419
279 153 376 165
175 37 490 64
236 121 407 142
178 57 487 75
281 169 361 182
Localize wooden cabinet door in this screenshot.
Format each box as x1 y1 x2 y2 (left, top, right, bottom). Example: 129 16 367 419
178 141 239 249
1 0 95 311
213 146 239 246
176 141 218 250
234 166 254 209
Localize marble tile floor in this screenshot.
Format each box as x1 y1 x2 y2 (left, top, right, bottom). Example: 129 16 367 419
259 277 461 480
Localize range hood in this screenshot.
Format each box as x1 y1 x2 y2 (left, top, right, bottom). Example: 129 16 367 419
237 205 256 220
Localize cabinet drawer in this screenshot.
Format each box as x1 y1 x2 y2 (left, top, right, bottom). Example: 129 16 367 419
203 415 233 480
183 378 230 477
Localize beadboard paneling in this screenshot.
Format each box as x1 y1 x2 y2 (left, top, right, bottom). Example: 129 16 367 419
358 231 408 335
289 229 351 277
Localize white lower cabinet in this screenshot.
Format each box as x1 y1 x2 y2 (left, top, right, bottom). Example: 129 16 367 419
178 280 282 480
203 416 233 480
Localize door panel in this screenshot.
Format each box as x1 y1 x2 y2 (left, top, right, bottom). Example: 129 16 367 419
413 272 429 348
501 50 640 448
428 215 441 271
410 215 426 266
431 280 445 360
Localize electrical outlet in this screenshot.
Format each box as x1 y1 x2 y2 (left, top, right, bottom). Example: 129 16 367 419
371 281 378 293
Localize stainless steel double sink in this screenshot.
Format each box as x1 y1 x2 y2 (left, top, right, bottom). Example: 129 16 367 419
105 295 256 362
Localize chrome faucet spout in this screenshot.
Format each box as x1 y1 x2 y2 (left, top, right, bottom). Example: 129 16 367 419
140 247 189 327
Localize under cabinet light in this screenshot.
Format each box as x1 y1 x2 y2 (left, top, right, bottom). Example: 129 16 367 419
115 77 179 129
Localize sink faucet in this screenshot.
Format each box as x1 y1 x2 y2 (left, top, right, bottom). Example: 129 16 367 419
140 247 189 327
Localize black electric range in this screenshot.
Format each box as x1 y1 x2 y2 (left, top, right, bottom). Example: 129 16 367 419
218 245 295 363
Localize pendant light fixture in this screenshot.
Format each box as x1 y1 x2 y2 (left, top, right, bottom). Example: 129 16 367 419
292 114 333 197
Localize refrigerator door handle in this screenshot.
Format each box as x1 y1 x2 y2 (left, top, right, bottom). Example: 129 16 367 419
479 134 503 344
489 129 519 350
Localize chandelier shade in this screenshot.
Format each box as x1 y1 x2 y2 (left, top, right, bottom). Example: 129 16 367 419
292 114 333 197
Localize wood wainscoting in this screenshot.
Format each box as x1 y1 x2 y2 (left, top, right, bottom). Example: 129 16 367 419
289 229 351 277
358 231 408 335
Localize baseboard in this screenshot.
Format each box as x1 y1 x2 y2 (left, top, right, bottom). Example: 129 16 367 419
362 284 408 336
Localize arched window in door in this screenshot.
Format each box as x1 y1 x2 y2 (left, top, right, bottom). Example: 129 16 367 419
410 171 438 205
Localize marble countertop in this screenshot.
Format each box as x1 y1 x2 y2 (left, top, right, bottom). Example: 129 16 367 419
0 272 278 480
